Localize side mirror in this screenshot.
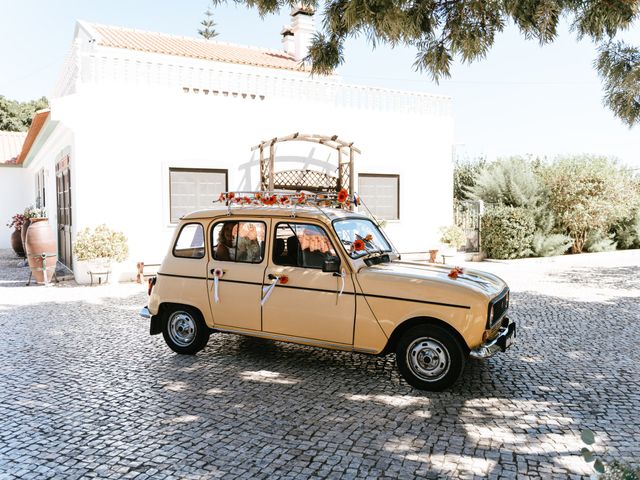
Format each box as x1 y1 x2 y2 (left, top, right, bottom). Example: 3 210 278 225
322 258 341 273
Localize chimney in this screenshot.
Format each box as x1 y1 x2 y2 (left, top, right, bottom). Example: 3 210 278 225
281 25 295 56
281 4 315 62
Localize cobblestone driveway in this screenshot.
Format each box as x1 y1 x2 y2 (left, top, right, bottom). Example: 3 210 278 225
0 249 638 479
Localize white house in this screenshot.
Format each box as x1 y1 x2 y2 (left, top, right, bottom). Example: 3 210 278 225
0 10 454 282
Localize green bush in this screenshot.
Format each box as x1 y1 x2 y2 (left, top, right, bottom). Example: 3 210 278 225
471 156 542 208
531 232 573 257
585 230 617 253
610 210 640 249
73 225 129 262
601 461 640 480
481 206 535 259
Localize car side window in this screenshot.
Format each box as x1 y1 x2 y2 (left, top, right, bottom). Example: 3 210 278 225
212 221 266 263
173 223 205 259
273 223 338 269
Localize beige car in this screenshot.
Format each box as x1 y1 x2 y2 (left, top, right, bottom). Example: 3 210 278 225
140 195 516 391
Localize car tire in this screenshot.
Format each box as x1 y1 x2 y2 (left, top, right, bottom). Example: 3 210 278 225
162 306 210 355
396 324 466 391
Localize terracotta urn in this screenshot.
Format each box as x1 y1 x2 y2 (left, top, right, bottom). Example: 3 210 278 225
25 218 58 284
20 217 31 249
11 229 26 257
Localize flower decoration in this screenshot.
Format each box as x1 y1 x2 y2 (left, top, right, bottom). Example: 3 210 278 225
352 239 365 252
7 213 26 231
297 192 306 205
255 193 262 200
364 234 373 242
213 268 224 278
280 195 290 205
337 188 348 203
448 266 464 280
278 275 289 285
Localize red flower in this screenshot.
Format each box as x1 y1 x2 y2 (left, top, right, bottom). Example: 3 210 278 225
337 188 348 203
280 195 289 204
227 192 235 200
255 193 262 200
353 239 365 251
297 192 306 204
448 266 464 279
278 275 289 285
263 195 277 205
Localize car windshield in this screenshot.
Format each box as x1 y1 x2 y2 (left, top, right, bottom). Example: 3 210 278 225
333 218 392 259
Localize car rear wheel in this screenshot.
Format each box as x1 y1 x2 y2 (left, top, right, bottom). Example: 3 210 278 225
396 324 466 391
162 306 210 355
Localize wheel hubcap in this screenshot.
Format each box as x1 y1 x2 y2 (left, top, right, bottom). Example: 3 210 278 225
406 337 450 382
168 312 196 347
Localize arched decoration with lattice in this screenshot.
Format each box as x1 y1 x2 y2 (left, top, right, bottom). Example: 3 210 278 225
251 133 361 195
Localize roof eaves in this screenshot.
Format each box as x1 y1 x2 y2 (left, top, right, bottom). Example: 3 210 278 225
16 110 51 165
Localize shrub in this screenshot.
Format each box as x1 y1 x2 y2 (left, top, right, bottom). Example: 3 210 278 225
540 156 637 253
585 230 617 253
439 225 466 250
470 156 542 208
610 210 640 249
481 206 535 259
454 156 486 201
531 232 573 257
73 225 129 262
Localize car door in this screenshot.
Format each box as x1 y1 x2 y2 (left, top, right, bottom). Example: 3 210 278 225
261 221 356 345
206 218 269 332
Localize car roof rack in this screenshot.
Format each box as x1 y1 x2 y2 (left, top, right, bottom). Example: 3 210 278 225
215 189 362 217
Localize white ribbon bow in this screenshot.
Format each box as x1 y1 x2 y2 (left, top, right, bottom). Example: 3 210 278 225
213 269 224 303
261 276 280 306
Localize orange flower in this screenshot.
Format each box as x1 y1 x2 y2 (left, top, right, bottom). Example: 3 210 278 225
263 195 277 205
364 234 373 242
337 188 348 203
280 195 289 204
448 266 464 279
227 192 235 200
297 192 306 205
353 239 365 251
278 275 289 285
255 193 262 200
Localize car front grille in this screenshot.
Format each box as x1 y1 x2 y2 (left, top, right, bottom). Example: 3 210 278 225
488 288 509 328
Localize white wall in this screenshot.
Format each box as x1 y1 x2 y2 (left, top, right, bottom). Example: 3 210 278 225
58 82 452 280
0 166 33 249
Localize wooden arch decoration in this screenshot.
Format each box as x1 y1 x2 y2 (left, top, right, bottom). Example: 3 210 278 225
251 133 361 194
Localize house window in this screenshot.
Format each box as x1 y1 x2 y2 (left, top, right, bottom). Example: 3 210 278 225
358 174 399 220
169 168 227 223
35 169 46 208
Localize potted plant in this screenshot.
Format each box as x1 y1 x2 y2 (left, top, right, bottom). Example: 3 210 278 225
7 213 26 257
438 225 467 263
73 225 128 284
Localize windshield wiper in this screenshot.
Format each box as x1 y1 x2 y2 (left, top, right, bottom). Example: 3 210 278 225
363 252 391 266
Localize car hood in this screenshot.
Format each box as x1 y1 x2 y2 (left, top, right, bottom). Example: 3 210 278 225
356 260 507 303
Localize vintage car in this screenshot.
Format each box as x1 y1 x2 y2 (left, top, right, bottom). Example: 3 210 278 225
140 192 515 391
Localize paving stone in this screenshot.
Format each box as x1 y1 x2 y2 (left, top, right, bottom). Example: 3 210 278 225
0 249 638 479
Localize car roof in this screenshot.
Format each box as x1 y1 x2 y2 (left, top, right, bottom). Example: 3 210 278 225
181 205 370 222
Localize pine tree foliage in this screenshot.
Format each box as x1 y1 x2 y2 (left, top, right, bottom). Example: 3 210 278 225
211 0 640 125
0 96 49 132
199 6 220 39
596 41 640 127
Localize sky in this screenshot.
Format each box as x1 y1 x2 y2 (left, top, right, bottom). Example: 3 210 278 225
1 0 639 168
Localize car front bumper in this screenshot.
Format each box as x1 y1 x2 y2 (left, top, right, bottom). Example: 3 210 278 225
469 316 516 360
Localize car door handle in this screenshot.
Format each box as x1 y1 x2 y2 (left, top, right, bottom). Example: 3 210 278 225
267 273 278 280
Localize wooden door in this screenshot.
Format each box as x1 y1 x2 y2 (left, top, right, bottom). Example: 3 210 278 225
56 156 72 269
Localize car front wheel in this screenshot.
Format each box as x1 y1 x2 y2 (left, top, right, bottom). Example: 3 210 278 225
396 324 466 391
162 306 210 355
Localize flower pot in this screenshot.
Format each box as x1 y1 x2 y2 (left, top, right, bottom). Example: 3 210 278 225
25 218 57 284
11 229 26 257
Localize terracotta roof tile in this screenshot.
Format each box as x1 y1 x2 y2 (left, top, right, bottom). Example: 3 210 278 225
91 23 308 72
0 131 27 164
